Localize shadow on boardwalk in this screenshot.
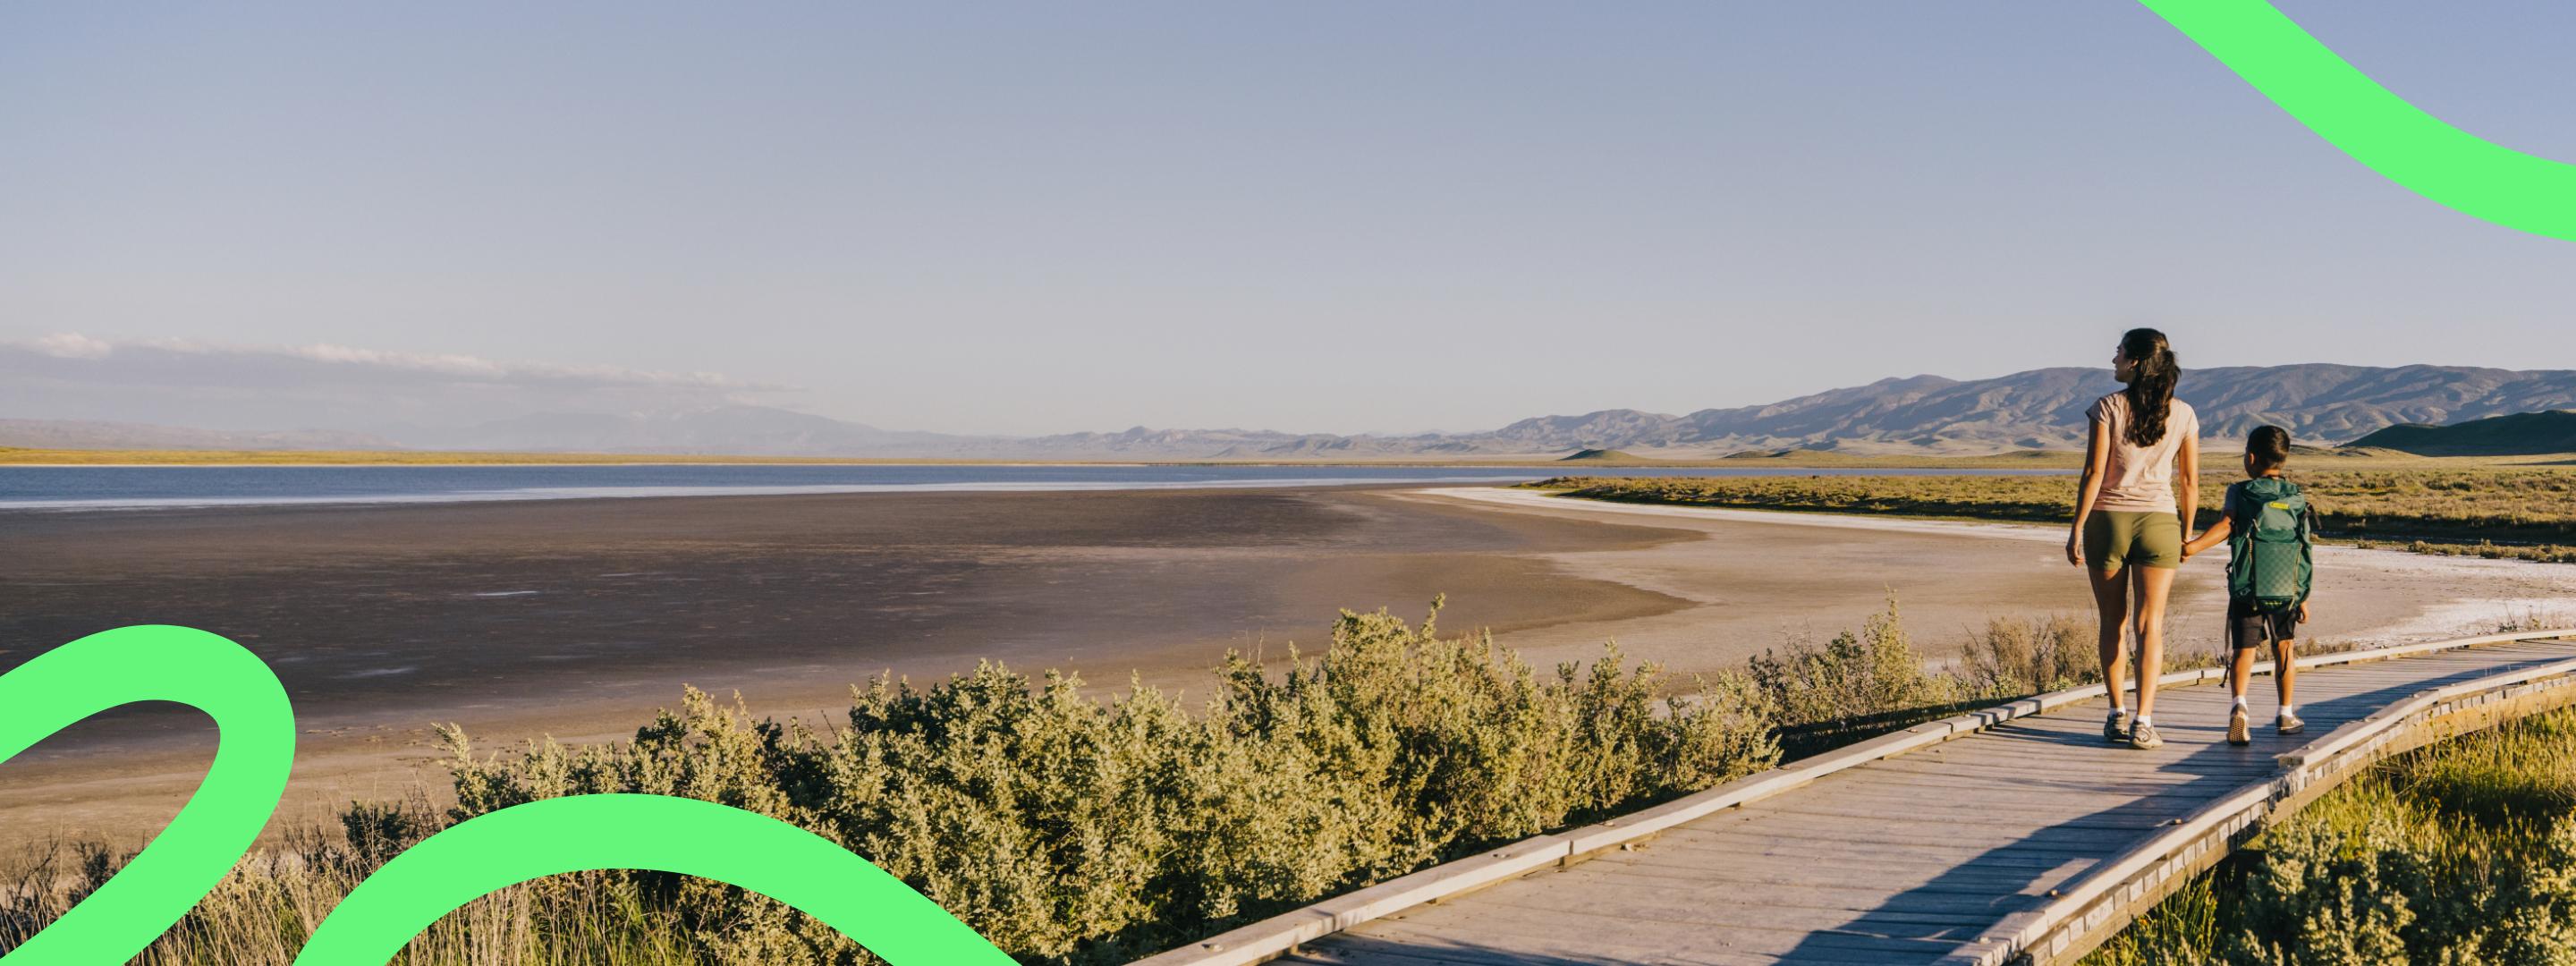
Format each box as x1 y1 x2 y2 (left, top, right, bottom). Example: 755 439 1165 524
1772 658 2561 964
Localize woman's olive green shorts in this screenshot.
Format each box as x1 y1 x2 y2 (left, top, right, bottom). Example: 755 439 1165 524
2084 510 2182 572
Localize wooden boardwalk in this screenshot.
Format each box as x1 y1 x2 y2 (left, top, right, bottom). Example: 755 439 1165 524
1233 636 2576 966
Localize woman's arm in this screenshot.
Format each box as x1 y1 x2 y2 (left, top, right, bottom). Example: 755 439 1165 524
2069 417 2111 566
2175 432 2200 542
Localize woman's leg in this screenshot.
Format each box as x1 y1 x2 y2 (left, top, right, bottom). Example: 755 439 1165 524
2131 564 2180 718
2089 564 2131 714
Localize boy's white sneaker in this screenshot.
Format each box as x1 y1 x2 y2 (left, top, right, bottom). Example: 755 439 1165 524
2278 712 2306 735
2228 708 2251 746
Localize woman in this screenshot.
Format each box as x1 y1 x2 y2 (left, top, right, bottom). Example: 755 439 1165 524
2067 327 2199 750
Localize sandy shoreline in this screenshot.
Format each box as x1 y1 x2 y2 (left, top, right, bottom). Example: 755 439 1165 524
4 483 2568 850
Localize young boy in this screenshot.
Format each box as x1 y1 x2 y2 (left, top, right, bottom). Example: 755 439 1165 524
2182 425 2315 745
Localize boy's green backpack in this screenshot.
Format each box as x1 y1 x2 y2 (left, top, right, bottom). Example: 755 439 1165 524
2226 477 2314 612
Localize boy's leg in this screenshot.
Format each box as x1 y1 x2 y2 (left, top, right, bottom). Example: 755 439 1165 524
2229 645 2255 700
2227 645 2255 745
2275 636 2300 727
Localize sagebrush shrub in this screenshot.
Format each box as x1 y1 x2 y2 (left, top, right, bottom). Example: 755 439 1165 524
1750 596 1962 729
433 599 1779 964
1958 613 2096 698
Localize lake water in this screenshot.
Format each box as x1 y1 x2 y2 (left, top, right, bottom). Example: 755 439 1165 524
0 463 2067 511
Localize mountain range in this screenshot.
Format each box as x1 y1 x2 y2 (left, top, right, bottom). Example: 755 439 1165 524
2350 410 2576 456
10 363 2575 459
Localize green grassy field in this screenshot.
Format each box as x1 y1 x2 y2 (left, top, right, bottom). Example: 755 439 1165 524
2085 702 2576 964
1530 467 2576 563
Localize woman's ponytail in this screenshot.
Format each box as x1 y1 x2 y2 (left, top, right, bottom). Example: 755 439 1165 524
2121 328 2178 447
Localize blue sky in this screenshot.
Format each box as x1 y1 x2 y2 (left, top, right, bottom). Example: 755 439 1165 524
3 3 2571 436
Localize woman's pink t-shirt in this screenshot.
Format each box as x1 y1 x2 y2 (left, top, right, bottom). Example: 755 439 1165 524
2088 392 2199 514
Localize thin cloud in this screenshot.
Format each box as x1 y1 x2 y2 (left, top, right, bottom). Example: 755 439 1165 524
29 332 114 360
5 334 796 392
0 334 804 434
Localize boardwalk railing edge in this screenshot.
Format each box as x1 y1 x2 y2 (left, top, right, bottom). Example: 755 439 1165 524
1939 627 2576 966
1126 627 2576 966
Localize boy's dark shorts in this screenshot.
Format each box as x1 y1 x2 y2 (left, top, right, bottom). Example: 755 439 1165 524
2228 597 2299 650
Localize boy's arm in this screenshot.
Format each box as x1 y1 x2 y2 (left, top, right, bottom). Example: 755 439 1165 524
2182 516 2230 559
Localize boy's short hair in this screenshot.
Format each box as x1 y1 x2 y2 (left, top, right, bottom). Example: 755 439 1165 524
2247 425 2292 470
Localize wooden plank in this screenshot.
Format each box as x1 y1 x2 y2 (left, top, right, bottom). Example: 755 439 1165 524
1468 881 2002 933
1672 816 2143 855
1281 935 1601 966
1580 843 2086 886
1914 745 2286 772
1639 831 2107 873
1852 756 2265 785
1417 867 2057 918
1360 905 1973 961
1783 779 2230 812
1750 801 2191 833
1819 770 2245 804
1285 933 1888 966
1834 762 2259 795
1656 826 2126 867
1315 928 1893 966
1565 858 2088 901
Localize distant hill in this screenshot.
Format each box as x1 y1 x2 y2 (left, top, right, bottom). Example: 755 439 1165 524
0 419 399 452
1558 448 1657 463
394 405 964 456
15 363 2576 460
2347 411 2576 456
1717 447 2080 469
1469 366 2576 456
975 364 2576 459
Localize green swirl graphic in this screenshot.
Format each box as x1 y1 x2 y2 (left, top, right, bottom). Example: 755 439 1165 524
295 794 1014 965
2142 0 2576 241
0 626 1011 965
0 625 293 965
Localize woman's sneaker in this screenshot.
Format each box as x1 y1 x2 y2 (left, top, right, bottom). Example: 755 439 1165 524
2228 708 2251 746
2278 712 2307 735
2129 722 2164 750
2104 712 2130 743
